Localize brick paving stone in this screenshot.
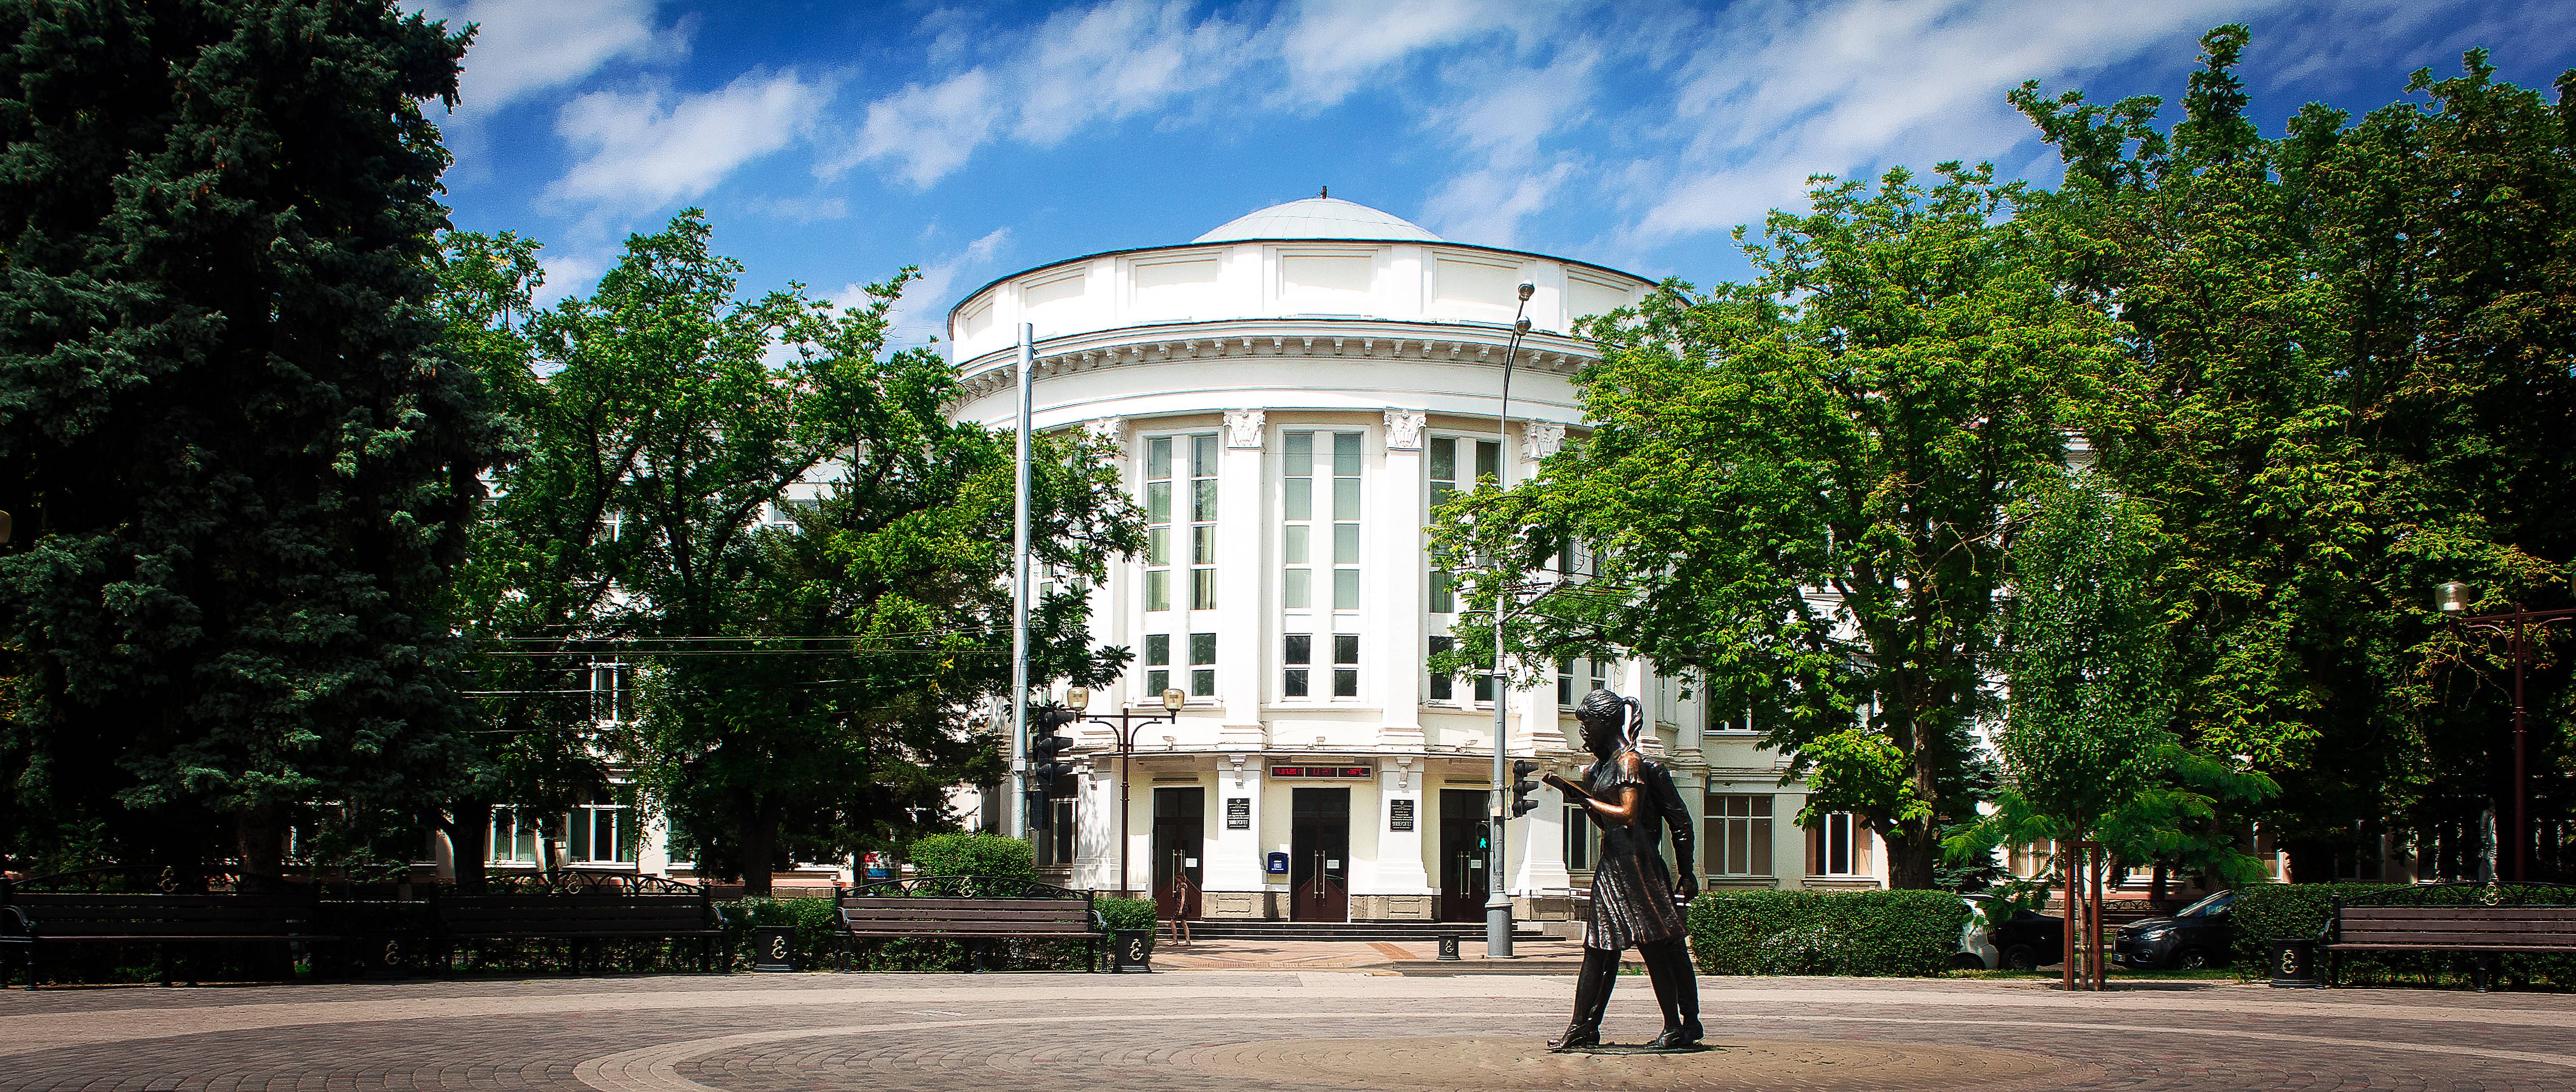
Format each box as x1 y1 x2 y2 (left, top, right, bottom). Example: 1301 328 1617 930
0 973 2565 1090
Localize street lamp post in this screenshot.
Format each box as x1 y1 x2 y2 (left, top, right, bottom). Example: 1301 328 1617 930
1065 685 1188 898
1488 281 1536 958
2435 581 2573 882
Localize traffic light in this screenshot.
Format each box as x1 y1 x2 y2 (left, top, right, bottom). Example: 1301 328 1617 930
1509 760 1541 817
1027 705 1081 832
1032 705 1079 784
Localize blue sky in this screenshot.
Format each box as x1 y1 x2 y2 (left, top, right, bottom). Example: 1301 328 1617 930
416 0 2576 350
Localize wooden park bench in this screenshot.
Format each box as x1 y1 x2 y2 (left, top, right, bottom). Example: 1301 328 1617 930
2325 885 2576 991
0 867 331 988
836 876 1104 971
427 872 723 973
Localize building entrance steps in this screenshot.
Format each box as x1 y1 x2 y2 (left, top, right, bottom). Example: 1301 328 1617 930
1180 919 1550 942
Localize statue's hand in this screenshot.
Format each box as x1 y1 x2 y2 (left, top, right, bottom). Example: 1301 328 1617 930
1540 772 1576 794
1676 872 1699 901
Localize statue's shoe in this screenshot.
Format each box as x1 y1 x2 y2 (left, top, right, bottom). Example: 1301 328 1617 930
1642 1020 1703 1050
1547 1025 1602 1052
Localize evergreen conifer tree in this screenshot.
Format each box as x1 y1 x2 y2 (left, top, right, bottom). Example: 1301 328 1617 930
0 1 489 874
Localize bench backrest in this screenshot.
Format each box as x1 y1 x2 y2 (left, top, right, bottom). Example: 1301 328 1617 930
839 896 1096 935
6 892 319 937
2338 905 2576 947
434 892 710 935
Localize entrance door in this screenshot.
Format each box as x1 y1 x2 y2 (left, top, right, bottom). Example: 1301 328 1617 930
1151 787 1204 919
1288 787 1349 922
1438 788 1490 922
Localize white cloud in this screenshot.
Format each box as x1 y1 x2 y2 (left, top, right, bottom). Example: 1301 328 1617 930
548 69 831 210
834 0 1256 189
1419 160 1576 247
860 228 1016 350
419 0 685 114
1621 0 2278 243
746 194 850 224
1274 0 1494 104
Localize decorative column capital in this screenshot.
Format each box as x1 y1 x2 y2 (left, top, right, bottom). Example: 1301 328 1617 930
1383 408 1427 451
1223 408 1266 449
1081 416 1125 445
1522 419 1567 462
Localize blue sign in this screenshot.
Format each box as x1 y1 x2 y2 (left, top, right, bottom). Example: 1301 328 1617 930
1266 851 1290 875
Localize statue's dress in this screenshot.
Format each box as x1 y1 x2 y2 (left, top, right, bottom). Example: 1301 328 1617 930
1580 748 1689 952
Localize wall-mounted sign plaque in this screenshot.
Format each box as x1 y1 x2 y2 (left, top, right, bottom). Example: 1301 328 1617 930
1225 797 1251 829
1388 798 1415 832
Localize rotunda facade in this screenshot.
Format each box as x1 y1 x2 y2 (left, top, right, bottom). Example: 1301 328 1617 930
948 198 1884 923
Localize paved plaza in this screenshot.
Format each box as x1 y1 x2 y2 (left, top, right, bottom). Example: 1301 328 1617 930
0 970 2569 1091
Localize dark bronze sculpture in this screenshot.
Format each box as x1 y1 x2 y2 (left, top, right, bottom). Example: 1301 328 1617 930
1543 689 1703 1051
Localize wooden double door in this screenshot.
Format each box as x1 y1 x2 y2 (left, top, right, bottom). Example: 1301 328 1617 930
1439 788 1491 922
1152 787 1203 919
1288 787 1349 922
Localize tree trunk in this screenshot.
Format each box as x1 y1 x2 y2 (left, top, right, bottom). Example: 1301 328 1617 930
738 799 778 898
448 800 493 893
237 805 285 880
2149 862 2171 904
1886 823 1940 888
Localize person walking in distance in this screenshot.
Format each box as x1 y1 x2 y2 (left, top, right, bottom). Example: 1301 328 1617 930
1543 689 1702 1051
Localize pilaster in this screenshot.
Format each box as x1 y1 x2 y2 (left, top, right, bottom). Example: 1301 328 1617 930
1216 410 1266 731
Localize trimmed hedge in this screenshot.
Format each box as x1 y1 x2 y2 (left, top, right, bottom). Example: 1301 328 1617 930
1687 889 1968 977
906 833 1035 880
2230 882 2576 990
715 894 845 970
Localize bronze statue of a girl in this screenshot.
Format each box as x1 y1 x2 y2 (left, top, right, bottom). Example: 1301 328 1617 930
1542 689 1703 1051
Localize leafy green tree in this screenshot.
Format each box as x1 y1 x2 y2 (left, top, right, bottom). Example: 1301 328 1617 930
1950 473 2274 896
433 230 620 889
2014 28 2570 879
0 0 490 874
1433 164 2116 887
535 212 1142 896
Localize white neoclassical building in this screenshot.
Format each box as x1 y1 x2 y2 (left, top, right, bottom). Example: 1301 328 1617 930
945 197 1892 925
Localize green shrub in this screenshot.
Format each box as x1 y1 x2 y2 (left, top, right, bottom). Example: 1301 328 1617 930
1097 896 1159 954
906 832 1035 881
2229 882 2576 989
1687 889 1969 977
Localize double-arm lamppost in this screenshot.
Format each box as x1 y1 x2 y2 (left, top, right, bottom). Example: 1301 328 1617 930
1063 685 1188 898
2434 581 2574 882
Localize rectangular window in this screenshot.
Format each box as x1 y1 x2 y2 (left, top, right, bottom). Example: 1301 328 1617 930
590 661 632 724
1284 432 1314 612
1703 794 1774 877
1146 436 1175 612
1284 633 1311 698
1557 658 1576 708
1190 434 1218 609
1189 631 1216 697
1425 436 1495 621
1331 432 1361 610
1144 634 1170 697
570 802 637 864
487 807 539 864
1427 635 1454 701
1808 812 1864 876
1565 804 1595 870
1333 633 1359 698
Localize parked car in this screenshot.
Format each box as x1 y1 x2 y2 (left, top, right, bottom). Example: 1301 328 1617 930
2114 889 2236 970
1955 894 2065 970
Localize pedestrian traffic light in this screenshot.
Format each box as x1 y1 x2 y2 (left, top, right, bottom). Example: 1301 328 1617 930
1510 759 1540 817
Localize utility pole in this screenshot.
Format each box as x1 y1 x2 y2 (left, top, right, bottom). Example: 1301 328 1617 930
1488 282 1535 957
1009 323 1035 839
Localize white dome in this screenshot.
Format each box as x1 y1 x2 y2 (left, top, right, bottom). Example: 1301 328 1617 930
1193 197 1441 243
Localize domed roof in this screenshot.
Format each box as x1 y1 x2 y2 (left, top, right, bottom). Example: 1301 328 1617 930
1194 196 1442 243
